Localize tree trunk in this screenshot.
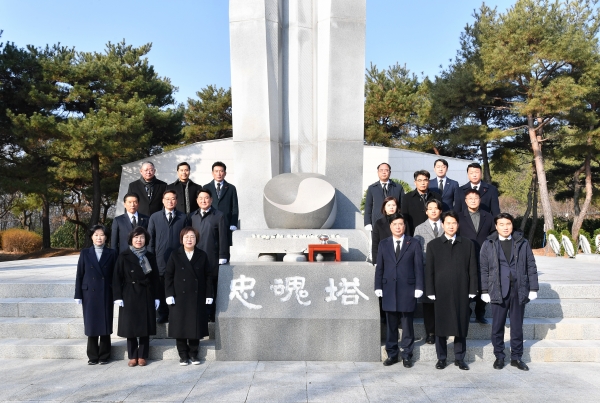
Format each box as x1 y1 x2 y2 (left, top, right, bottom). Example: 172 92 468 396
528 115 554 231
571 146 594 241
75 224 80 249
572 164 585 216
520 168 536 232
528 173 539 244
41 197 51 249
480 140 492 183
89 155 101 228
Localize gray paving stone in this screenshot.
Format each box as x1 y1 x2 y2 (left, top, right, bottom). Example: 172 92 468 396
305 361 359 372
306 372 362 386
421 386 492 402
186 382 250 402
363 386 432 403
252 371 307 386
306 386 369 403
255 361 307 372
124 384 195 402
246 386 308 403
7 384 85 402
62 383 137 402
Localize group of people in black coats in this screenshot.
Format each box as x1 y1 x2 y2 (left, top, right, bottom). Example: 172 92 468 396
368 159 539 371
74 160 237 366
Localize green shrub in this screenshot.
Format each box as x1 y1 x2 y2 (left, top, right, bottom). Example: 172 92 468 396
51 221 86 249
360 178 412 215
1 228 43 253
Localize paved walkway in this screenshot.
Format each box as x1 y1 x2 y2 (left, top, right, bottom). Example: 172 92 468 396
2 358 599 402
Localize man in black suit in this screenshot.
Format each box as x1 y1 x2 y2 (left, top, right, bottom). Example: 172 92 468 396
189 188 229 321
127 161 168 217
401 170 442 236
111 193 149 254
147 190 188 323
204 161 239 247
375 212 423 368
364 163 405 232
458 189 495 324
455 162 500 217
167 162 201 215
428 158 461 212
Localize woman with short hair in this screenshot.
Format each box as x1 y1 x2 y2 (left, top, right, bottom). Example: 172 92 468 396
113 226 160 367
74 224 117 365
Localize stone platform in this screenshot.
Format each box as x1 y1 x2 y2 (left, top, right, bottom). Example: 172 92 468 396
1 255 600 362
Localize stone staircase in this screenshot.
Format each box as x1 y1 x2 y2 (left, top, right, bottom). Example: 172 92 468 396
0 255 599 362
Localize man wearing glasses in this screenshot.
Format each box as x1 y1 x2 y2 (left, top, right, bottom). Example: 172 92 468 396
364 163 404 232
401 170 442 236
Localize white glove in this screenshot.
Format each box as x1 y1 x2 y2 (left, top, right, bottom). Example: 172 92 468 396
74 299 82 305
154 299 160 310
414 290 423 298
528 291 538 301
166 296 175 305
206 298 213 305
468 294 476 299
374 289 383 297
219 259 227 265
229 225 237 231
481 293 491 303
428 295 436 300
364 224 373 232
114 300 124 307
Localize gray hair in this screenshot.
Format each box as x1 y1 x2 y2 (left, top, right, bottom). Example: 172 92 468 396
140 161 155 170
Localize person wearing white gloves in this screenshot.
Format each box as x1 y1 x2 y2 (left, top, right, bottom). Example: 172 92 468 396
374 212 424 368
74 225 117 365
425 210 478 371
113 226 160 367
479 213 539 371
164 227 215 366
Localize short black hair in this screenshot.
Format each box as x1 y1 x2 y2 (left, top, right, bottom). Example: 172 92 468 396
494 212 514 225
163 189 177 199
467 162 482 172
414 170 430 180
128 226 150 246
123 192 140 203
426 199 442 210
212 161 226 171
89 224 107 239
176 161 190 170
441 210 459 224
434 158 448 168
387 212 405 225
377 162 391 171
464 189 480 199
380 196 399 215
196 187 212 199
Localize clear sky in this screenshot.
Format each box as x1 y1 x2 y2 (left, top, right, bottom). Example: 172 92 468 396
1 0 516 105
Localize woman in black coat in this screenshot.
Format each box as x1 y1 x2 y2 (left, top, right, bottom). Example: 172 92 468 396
74 225 117 365
113 226 160 367
165 226 214 366
371 196 399 263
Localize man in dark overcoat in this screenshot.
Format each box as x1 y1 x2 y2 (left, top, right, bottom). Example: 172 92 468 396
401 170 442 236
111 193 148 254
426 210 478 371
480 213 539 371
190 187 228 321
204 161 239 247
165 229 214 365
167 162 201 215
455 162 500 217
148 190 188 323
375 212 424 368
127 161 167 217
413 199 444 345
428 158 461 211
364 163 405 232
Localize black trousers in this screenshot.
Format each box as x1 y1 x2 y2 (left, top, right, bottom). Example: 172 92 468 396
87 335 111 361
157 275 169 321
176 338 200 359
435 336 466 361
127 336 150 359
470 291 487 318
422 303 435 335
491 280 526 361
385 311 414 360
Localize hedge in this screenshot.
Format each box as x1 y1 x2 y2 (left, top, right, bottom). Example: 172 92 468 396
1 228 43 253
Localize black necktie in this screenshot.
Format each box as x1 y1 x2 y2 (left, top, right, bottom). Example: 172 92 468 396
474 185 479 192
395 240 401 259
202 211 208 218
439 179 444 193
131 215 137 228
433 222 439 237
217 183 221 199
167 212 172 224
383 183 388 197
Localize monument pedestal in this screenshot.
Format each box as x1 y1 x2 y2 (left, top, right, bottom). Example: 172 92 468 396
215 262 380 361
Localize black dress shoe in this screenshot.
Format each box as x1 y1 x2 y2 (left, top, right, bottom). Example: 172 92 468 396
99 360 109 365
493 358 504 369
435 359 446 369
511 360 529 371
426 334 435 344
87 360 98 365
402 358 412 368
157 317 169 324
383 357 398 366
454 360 469 370
476 316 489 324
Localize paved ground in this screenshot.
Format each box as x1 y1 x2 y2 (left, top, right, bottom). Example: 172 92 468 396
1 358 599 402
